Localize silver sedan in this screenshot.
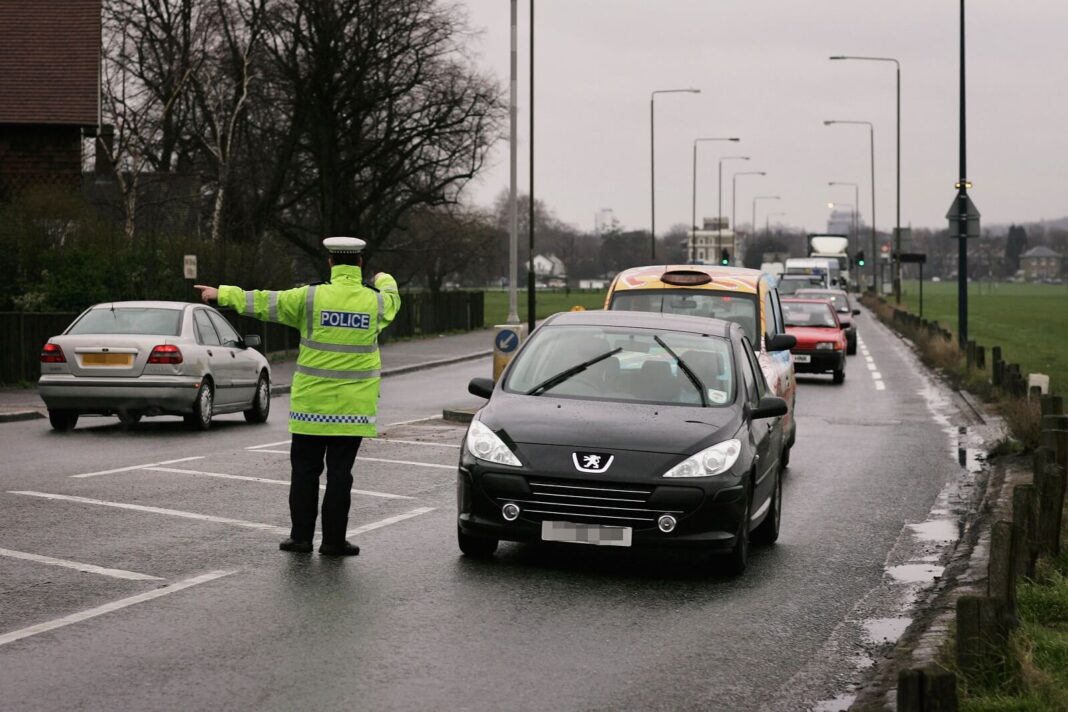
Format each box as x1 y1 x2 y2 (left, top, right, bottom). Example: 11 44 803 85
38 301 272 431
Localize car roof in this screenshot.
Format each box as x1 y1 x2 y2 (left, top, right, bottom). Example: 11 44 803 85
611 264 764 295
542 309 735 337
89 301 192 310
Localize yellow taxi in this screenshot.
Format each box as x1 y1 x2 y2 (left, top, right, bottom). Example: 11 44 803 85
605 265 798 465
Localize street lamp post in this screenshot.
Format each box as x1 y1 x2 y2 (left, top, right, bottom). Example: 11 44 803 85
752 196 781 245
825 120 876 292
651 88 700 262
766 211 786 237
718 155 749 262
829 181 860 259
691 137 740 262
830 55 901 302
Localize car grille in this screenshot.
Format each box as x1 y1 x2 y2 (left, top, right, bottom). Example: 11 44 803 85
505 477 682 529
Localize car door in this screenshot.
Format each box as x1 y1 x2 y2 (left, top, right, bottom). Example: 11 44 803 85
208 311 259 406
192 308 234 405
740 337 779 517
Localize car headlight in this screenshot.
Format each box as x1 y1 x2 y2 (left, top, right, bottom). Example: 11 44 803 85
816 341 837 350
465 420 521 467
662 439 741 478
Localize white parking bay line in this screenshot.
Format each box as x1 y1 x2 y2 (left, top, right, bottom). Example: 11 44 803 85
374 439 461 450
248 449 290 455
10 492 289 535
872 372 883 380
385 415 443 427
0 547 163 582
356 456 455 470
867 362 877 371
246 439 292 450
72 456 205 479
146 467 415 500
346 507 435 538
0 570 235 649
875 381 887 391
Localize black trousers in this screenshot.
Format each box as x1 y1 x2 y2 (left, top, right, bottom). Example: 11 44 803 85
289 433 363 544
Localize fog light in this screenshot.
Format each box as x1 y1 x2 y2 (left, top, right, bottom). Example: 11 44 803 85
502 503 521 522
657 514 677 533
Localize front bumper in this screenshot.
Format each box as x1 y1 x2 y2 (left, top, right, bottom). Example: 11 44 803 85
456 457 747 553
791 350 845 374
37 375 202 415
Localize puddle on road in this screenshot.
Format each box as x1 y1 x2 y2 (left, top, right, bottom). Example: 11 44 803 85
887 563 945 584
908 519 960 543
812 693 857 712
862 617 912 645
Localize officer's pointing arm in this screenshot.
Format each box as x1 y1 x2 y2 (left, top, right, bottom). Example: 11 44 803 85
216 284 307 331
373 272 401 328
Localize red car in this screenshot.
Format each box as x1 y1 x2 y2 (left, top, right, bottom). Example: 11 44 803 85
780 298 848 384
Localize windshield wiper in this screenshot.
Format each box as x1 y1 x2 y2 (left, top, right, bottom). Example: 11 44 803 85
526 347 622 396
654 335 708 407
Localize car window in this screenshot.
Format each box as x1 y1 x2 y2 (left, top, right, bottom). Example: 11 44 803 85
771 290 786 334
763 288 776 342
610 289 759 344
194 310 222 346
208 311 243 347
742 338 769 400
782 301 838 328
504 324 736 407
68 307 182 336
797 290 850 312
738 342 759 406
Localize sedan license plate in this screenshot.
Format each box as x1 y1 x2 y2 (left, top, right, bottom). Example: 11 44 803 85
541 520 632 547
82 353 133 366
793 354 811 364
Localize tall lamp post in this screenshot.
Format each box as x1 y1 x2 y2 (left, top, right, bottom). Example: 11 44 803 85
830 55 902 303
825 120 876 293
752 196 781 244
691 137 740 262
650 88 700 261
829 181 860 257
718 155 749 261
766 211 786 237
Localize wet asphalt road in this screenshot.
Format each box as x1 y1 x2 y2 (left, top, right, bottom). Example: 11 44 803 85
0 313 968 711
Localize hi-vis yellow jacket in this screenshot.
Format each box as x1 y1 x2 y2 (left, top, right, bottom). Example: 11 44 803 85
218 265 400 437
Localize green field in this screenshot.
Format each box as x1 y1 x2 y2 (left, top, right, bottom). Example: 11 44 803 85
898 280 1068 393
483 289 607 327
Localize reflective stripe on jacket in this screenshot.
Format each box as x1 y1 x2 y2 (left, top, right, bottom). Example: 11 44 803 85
218 265 401 437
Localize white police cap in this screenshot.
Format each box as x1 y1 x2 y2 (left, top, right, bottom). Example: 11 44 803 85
323 236 366 254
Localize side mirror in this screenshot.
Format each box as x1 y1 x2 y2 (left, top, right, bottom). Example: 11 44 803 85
243 334 262 349
765 334 797 352
468 377 495 399
852 309 861 316
751 396 788 420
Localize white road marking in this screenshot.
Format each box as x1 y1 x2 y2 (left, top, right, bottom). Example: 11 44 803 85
346 507 435 538
10 491 289 535
0 547 163 582
146 467 414 500
872 372 883 381
246 439 292 450
245 450 455 470
867 362 877 371
248 448 290 455
875 381 887 391
385 415 443 427
0 570 235 648
71 456 205 479
373 439 461 450
865 356 874 363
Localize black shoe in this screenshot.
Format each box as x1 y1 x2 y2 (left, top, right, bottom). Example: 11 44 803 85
319 541 360 557
279 538 313 553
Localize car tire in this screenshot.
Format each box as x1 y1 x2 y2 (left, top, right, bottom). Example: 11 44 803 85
718 492 751 576
847 337 857 356
185 381 214 431
832 369 845 384
48 409 79 432
118 411 142 428
780 444 791 470
751 469 781 545
244 373 270 424
457 526 498 558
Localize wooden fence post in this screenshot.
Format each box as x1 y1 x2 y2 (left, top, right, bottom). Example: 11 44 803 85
975 345 985 370
987 520 1017 616
1034 448 1066 558
956 595 1011 677
966 341 976 370
1012 484 1037 580
1040 394 1064 416
898 666 959 712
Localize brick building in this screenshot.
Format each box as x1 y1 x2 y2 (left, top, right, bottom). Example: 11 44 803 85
1020 246 1064 281
0 0 101 201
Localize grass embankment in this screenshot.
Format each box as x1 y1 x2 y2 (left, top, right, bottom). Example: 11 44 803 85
482 289 607 327
954 553 1068 711
899 280 1068 394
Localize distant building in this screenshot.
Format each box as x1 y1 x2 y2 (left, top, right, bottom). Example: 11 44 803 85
529 254 567 285
0 0 102 200
688 217 735 264
1019 246 1064 281
827 209 854 237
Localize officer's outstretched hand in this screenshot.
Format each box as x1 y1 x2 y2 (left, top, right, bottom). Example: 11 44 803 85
194 285 219 304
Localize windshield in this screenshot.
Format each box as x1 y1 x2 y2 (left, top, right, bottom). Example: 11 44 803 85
609 289 758 343
504 325 735 407
782 302 838 328
775 277 823 296
68 307 183 336
797 291 849 312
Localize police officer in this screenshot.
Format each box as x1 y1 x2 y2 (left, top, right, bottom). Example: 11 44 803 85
195 237 400 556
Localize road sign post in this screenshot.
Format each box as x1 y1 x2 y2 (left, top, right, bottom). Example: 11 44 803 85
493 324 527 381
898 252 927 317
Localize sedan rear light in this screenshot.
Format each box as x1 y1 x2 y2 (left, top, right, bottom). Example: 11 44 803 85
148 344 183 364
40 343 66 363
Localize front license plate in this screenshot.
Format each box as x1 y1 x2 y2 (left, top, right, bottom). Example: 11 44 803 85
793 354 811 364
82 353 133 366
541 520 632 547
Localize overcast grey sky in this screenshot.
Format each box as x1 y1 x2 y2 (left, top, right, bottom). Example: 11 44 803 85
457 0 1068 236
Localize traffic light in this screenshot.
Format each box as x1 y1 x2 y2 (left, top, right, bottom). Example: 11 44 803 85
720 249 730 265
856 250 866 267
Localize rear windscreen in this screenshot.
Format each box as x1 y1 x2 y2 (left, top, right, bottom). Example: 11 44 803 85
609 289 758 344
68 308 183 336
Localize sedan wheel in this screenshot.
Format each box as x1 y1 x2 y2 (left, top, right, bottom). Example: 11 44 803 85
751 469 781 545
185 382 214 431
48 409 79 432
832 369 845 384
118 411 142 428
244 374 270 424
718 493 751 576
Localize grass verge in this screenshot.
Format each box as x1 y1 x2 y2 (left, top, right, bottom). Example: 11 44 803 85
483 289 607 326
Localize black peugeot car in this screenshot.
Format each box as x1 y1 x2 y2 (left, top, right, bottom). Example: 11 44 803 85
457 310 793 575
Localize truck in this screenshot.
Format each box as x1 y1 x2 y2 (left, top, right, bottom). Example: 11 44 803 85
806 234 851 288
